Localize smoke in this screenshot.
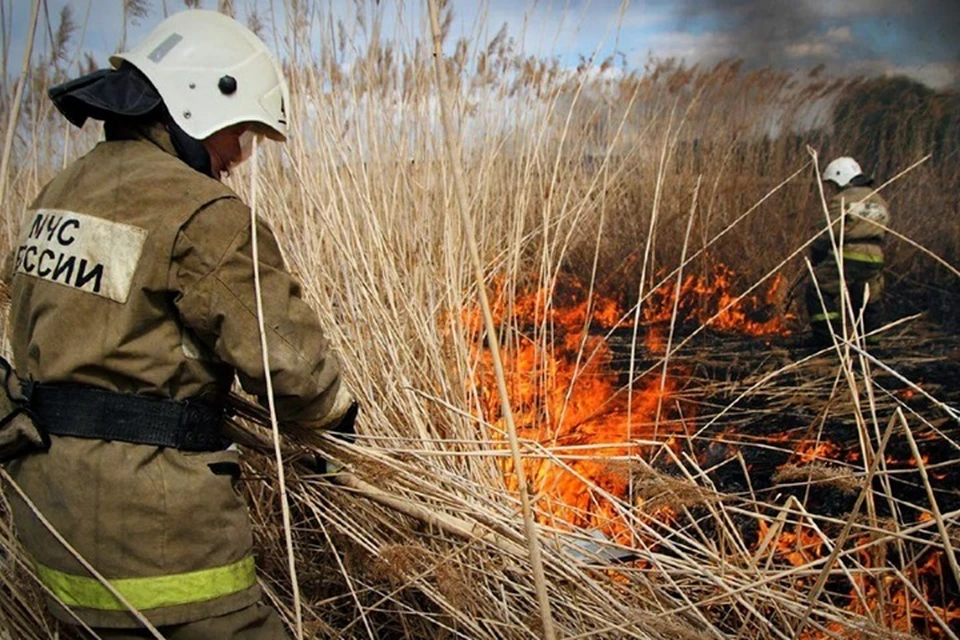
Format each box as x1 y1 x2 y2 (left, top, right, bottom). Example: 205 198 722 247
673 0 821 66
899 0 960 58
896 0 960 89
666 0 960 88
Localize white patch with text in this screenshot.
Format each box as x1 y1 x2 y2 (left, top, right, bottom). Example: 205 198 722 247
14 209 147 303
848 201 889 227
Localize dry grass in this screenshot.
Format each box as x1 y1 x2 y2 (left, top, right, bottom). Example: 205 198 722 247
1 2 959 639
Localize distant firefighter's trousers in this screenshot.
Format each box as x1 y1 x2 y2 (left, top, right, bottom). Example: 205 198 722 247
805 248 884 344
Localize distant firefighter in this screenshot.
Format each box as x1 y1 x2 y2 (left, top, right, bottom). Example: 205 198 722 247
806 156 890 346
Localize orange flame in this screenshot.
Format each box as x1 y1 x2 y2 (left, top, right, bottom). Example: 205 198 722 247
794 543 960 639
468 278 683 541
795 440 841 464
642 264 791 337
466 271 959 635
466 268 791 541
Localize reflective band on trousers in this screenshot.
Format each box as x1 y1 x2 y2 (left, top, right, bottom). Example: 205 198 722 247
810 311 841 322
841 250 883 264
34 555 256 611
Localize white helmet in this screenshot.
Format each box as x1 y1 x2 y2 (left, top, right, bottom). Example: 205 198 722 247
110 10 289 141
822 157 863 188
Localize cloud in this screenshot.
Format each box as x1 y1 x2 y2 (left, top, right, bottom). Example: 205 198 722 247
805 0 908 19
619 4 676 30
825 26 853 44
628 30 734 67
632 1 959 89
8 0 959 93
785 41 836 59
783 25 855 60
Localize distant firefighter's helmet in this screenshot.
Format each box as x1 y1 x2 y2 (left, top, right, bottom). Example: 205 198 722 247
822 157 863 188
110 9 289 142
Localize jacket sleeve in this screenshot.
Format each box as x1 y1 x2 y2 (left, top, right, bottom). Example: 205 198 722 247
808 196 836 264
170 197 351 425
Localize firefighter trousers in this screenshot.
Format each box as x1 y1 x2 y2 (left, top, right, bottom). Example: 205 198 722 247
805 254 884 345
92 602 290 639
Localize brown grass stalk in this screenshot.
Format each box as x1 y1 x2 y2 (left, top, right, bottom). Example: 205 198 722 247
248 138 305 638
0 0 40 214
426 1 556 638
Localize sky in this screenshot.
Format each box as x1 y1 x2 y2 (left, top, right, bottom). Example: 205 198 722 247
3 0 959 90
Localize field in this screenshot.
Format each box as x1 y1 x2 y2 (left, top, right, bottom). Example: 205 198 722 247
2 1 960 638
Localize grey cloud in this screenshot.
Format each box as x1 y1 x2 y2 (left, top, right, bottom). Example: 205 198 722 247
668 0 960 87
671 0 824 65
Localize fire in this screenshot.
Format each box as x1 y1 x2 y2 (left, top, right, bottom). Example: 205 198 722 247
900 387 918 400
464 269 959 636
466 268 791 542
753 444 960 637
756 520 824 567
642 264 790 337
467 275 683 541
753 520 960 640
795 440 841 464
795 544 960 639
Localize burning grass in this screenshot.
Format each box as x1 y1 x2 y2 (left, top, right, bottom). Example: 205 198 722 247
2 1 960 639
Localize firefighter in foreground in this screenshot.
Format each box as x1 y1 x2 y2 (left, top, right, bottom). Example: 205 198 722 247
0 10 355 638
805 156 890 347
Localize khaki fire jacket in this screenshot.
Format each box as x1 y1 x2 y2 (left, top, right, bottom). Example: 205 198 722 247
2 122 349 627
811 185 890 266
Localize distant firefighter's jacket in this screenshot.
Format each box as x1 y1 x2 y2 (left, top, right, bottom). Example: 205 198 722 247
810 186 890 269
2 122 349 628
807 185 890 326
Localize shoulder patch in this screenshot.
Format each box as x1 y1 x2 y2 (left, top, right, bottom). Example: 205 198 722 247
847 200 890 226
13 209 147 303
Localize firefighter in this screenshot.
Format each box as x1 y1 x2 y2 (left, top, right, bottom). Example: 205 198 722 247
805 156 890 346
0 10 355 638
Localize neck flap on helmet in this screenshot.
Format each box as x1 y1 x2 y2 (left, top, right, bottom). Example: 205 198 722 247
49 65 214 178
849 174 875 188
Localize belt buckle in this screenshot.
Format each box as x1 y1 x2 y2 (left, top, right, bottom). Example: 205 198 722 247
180 399 202 450
180 400 223 451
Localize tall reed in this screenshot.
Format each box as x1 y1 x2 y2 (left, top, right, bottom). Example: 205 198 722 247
1 2 958 638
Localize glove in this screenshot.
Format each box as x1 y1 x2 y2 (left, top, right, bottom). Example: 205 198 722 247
810 236 831 265
0 357 49 463
297 384 356 433
287 388 359 476
326 400 358 442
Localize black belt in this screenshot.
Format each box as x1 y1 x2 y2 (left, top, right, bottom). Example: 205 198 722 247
28 385 227 452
